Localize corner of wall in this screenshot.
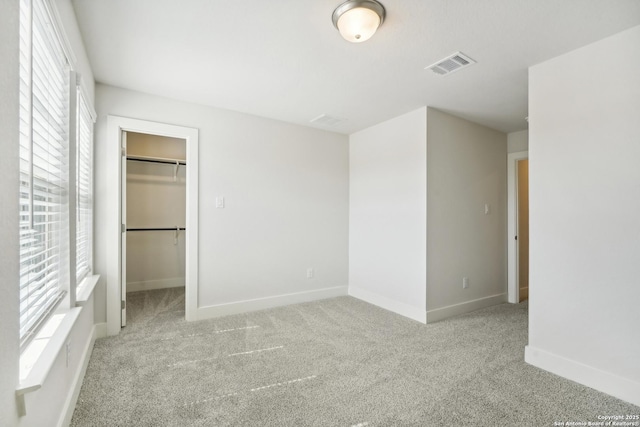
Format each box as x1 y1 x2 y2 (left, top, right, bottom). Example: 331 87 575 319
348 107 427 322
525 345 640 407
349 286 427 324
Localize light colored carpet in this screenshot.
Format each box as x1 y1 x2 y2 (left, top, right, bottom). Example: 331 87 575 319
71 288 638 426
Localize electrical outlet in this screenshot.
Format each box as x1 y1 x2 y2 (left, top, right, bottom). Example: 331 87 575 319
463 277 469 289
66 342 71 367
306 268 314 279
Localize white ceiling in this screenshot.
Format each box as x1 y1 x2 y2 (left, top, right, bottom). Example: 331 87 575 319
71 0 640 135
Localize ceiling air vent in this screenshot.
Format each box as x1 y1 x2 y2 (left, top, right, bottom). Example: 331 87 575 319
426 52 476 76
310 114 346 127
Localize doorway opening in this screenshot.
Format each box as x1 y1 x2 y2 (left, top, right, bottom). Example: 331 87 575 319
517 159 529 302
507 151 529 304
107 116 199 336
122 132 187 326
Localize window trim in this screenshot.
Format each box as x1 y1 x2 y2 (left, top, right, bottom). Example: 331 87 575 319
75 88 95 285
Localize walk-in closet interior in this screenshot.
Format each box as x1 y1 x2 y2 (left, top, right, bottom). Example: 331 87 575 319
123 132 187 325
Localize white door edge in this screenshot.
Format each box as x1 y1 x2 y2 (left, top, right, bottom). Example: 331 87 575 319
121 130 127 326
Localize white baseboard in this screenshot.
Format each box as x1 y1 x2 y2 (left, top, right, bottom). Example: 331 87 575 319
57 323 99 427
426 293 506 323
348 286 426 324
94 322 107 339
127 278 184 293
196 286 348 320
525 345 640 407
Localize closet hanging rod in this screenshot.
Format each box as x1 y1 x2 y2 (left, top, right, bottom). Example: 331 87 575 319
126 155 186 166
126 227 186 231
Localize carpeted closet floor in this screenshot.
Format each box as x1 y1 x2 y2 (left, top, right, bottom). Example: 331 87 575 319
70 288 638 426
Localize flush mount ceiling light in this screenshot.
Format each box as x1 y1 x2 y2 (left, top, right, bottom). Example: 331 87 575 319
332 0 385 43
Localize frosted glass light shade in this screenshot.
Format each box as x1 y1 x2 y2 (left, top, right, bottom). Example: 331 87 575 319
332 0 385 43
337 7 381 43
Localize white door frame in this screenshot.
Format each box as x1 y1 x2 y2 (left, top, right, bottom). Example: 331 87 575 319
106 115 199 336
507 151 528 304
121 130 127 326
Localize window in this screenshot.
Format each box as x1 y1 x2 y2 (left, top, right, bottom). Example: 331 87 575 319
18 0 94 349
19 0 71 347
76 94 94 284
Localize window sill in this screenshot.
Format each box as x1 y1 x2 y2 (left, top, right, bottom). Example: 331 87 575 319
76 274 100 306
16 274 100 417
16 308 81 415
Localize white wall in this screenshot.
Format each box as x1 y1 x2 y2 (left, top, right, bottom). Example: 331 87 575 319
348 107 427 322
426 108 507 321
94 84 349 322
507 130 528 153
526 25 640 406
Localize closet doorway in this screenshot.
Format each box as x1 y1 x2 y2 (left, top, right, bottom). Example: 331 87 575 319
516 159 529 302
507 151 529 304
122 132 187 326
107 116 199 336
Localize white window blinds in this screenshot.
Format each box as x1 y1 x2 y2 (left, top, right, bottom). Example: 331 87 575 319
19 0 71 346
76 93 93 283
